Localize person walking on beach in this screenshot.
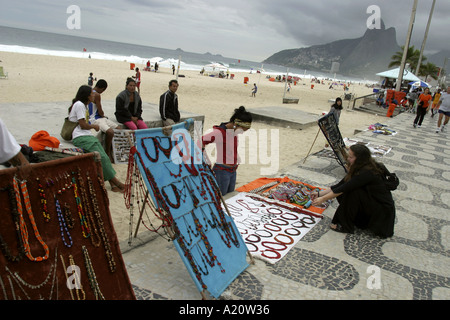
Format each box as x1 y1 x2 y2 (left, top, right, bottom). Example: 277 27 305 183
201 106 252 196
435 86 450 133
329 97 343 125
133 67 141 93
115 78 148 130
88 79 118 162
159 79 180 130
88 72 95 87
311 144 396 238
172 64 175 75
252 83 257 97
413 87 432 128
68 85 125 193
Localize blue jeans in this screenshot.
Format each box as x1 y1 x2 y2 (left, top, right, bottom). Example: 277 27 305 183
213 164 237 196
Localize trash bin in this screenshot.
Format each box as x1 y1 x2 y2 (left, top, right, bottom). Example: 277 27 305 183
244 77 249 84
130 63 135 70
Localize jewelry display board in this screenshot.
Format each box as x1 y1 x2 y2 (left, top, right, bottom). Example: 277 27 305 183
112 129 135 164
133 119 249 299
318 113 348 171
0 154 135 300
225 193 321 264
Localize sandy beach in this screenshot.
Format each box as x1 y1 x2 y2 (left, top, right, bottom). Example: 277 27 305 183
0 51 382 243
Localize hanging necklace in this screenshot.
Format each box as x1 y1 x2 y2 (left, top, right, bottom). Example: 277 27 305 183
13 177 50 262
55 198 73 248
76 171 101 247
163 161 182 178
161 183 184 209
71 175 91 238
81 245 105 300
0 185 25 262
86 173 116 273
36 178 50 222
155 136 173 159
141 138 159 162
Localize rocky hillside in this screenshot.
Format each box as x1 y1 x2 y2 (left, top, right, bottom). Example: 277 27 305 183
263 22 401 78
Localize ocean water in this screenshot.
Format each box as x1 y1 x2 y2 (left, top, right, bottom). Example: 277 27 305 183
0 25 363 81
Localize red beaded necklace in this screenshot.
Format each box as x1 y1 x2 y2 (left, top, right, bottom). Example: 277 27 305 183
13 177 49 262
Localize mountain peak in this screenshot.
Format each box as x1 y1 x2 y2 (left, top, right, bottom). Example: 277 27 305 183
263 23 400 78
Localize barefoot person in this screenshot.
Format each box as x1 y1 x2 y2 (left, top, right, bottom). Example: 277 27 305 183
311 144 396 238
69 85 125 193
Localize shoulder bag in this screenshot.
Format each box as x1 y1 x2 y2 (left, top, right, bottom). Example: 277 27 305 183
61 117 78 141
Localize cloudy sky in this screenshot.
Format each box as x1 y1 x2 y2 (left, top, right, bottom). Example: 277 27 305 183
1 0 449 62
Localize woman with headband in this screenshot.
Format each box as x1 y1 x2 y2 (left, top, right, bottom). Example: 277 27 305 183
202 106 252 195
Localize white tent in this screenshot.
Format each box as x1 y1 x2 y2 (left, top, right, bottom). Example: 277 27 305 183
376 67 421 82
204 63 228 71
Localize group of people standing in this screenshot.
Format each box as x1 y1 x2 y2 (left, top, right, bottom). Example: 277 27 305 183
412 86 450 133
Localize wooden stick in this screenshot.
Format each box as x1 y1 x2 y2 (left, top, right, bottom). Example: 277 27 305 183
303 127 321 164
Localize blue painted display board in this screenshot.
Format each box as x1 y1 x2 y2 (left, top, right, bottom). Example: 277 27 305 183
133 119 249 298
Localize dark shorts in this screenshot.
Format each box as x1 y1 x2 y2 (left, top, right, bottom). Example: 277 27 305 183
438 109 450 117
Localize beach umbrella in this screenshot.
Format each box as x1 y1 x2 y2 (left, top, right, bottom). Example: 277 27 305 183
408 80 430 88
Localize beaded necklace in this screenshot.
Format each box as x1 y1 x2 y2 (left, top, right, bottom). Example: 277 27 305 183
0 185 25 262
192 210 225 273
163 161 182 178
36 178 50 222
55 198 73 248
86 173 116 273
71 176 91 238
200 172 240 248
175 226 207 290
69 254 86 300
161 183 183 209
76 171 101 247
81 245 105 300
13 177 49 262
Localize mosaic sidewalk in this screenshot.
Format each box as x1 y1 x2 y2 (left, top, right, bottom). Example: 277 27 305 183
122 111 450 300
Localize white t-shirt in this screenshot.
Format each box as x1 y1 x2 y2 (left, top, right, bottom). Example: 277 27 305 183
439 92 450 112
0 118 21 163
68 101 93 139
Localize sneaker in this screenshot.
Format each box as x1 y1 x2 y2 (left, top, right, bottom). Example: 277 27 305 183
436 128 440 133
418 125 421 128
413 124 417 128
442 125 446 132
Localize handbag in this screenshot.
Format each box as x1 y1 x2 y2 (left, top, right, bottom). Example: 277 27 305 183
384 172 399 191
60 117 78 141
378 163 399 191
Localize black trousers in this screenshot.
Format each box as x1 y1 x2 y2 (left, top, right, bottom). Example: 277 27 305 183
414 107 427 126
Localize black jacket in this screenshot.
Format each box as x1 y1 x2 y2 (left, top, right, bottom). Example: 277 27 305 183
115 90 143 123
159 90 180 122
